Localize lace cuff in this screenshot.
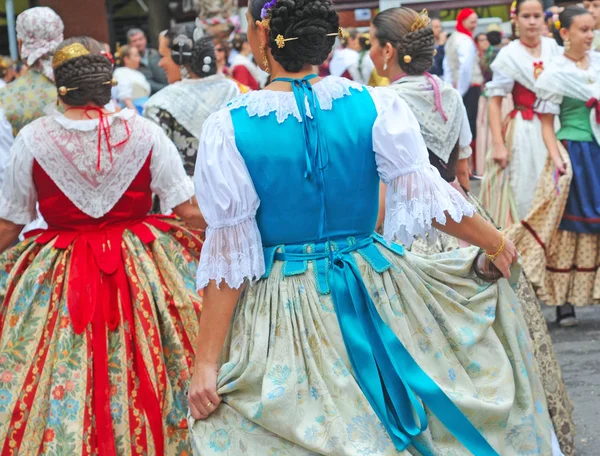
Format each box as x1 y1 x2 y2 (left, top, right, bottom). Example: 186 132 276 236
485 86 510 98
159 176 195 213
196 216 265 290
383 165 475 247
0 194 35 225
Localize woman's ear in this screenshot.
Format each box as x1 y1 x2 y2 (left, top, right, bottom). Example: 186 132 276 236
255 20 270 48
384 42 395 64
559 27 569 44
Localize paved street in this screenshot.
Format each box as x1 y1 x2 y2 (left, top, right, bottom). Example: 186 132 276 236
542 305 600 456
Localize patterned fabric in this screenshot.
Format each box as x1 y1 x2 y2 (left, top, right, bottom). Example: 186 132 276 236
189 246 555 455
146 109 198 176
16 7 64 81
0 221 202 455
412 193 575 456
0 70 56 135
508 142 600 307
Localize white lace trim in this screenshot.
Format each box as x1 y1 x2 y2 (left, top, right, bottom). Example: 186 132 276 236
196 217 265 290
47 108 136 131
0 194 34 225
227 76 365 123
383 165 475 247
24 115 156 219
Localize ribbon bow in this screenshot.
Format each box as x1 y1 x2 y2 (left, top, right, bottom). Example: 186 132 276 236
586 98 600 124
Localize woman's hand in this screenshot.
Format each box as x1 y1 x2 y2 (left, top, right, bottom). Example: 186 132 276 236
188 361 221 420
552 155 567 175
490 237 518 279
492 142 509 169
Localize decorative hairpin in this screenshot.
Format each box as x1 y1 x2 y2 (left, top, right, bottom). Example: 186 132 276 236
274 28 343 49
410 9 430 32
553 14 561 29
57 79 117 97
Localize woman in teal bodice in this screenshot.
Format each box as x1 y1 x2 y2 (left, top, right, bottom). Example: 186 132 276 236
509 6 600 326
186 0 560 454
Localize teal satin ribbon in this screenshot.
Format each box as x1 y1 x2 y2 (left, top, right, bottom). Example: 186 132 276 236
274 235 499 456
272 74 329 240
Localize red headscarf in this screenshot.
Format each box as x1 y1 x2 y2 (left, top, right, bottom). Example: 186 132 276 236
456 8 477 37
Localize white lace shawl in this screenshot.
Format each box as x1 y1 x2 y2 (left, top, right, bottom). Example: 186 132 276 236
144 75 241 140
389 75 472 163
194 76 474 290
534 52 600 143
487 37 562 97
0 109 194 224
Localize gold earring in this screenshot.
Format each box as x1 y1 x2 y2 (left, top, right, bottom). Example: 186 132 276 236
564 38 570 52
260 45 270 74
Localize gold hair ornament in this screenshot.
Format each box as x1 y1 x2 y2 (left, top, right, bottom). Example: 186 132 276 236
52 43 91 69
274 28 344 49
403 55 412 64
410 9 430 32
554 19 561 29
57 79 117 97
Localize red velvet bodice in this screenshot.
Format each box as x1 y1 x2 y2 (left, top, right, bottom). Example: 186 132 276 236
33 155 153 230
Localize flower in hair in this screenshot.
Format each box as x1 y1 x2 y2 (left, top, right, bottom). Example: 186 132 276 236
510 0 517 16
261 0 278 20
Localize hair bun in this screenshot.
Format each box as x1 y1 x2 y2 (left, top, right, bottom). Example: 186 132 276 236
397 27 434 75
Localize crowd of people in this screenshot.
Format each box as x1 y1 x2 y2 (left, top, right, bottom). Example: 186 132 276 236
0 0 598 454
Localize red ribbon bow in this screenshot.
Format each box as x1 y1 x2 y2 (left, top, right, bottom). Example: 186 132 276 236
67 107 132 171
586 98 600 124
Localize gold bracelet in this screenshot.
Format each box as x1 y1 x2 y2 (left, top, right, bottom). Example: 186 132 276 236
486 232 505 262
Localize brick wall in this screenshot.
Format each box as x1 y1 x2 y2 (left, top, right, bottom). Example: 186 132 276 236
37 0 109 43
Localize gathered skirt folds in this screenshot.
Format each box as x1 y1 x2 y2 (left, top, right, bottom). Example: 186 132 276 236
480 111 548 228
0 221 202 455
508 140 600 307
189 245 556 456
412 190 575 456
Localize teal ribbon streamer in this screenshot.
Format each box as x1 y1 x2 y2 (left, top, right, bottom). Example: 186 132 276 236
274 236 499 456
272 74 329 240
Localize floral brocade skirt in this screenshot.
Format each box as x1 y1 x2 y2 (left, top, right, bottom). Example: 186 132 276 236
0 221 202 455
189 245 556 455
412 189 575 456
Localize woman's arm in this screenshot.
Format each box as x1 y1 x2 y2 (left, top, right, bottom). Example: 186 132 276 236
172 197 207 230
433 212 517 278
540 113 566 174
376 181 386 232
0 219 23 253
456 158 470 191
188 280 242 419
488 96 509 168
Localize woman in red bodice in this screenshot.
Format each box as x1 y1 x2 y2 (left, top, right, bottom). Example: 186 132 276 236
480 0 561 228
0 38 203 455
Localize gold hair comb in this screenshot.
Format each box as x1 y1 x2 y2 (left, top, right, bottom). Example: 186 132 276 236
52 43 91 69
411 9 431 32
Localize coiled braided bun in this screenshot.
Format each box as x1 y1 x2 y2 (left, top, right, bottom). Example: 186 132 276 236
372 7 435 76
190 37 217 78
250 0 339 73
54 37 113 107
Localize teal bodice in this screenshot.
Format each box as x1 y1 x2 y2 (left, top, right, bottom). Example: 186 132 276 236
230 85 379 248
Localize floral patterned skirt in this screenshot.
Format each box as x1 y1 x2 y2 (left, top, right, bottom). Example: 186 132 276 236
189 246 555 455
412 192 575 456
0 221 202 455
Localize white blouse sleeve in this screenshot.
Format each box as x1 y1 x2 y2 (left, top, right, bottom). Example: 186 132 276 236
370 87 475 246
0 108 14 188
534 83 562 115
148 121 195 213
456 38 475 97
194 109 264 290
485 68 514 98
0 131 37 224
458 102 473 159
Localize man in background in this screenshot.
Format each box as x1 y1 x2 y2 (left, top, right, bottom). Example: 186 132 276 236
127 28 168 94
430 17 447 77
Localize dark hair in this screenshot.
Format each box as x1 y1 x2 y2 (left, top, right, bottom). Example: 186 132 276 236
231 33 248 52
372 7 434 76
166 23 195 66
475 33 487 43
249 0 339 72
358 33 371 52
487 31 502 46
54 37 113 107
190 37 217 77
552 6 591 46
